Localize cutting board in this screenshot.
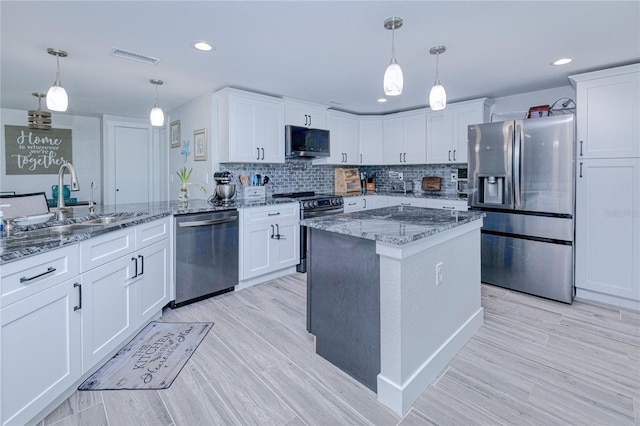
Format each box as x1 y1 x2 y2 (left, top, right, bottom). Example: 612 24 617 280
421 176 441 191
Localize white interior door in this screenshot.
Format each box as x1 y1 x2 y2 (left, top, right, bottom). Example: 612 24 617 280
114 125 150 204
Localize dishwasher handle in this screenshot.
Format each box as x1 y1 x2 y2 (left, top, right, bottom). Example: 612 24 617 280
178 216 238 227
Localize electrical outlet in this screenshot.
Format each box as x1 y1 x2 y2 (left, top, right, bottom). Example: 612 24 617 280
436 262 444 286
398 172 404 180
451 172 458 182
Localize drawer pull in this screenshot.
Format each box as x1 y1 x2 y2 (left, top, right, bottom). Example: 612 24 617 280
442 206 455 210
267 212 281 216
74 283 82 311
20 266 56 283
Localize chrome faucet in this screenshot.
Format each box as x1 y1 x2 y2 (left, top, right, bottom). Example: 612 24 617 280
89 181 96 214
56 162 80 219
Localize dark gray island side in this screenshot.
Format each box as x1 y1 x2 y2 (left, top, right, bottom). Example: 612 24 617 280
301 205 485 416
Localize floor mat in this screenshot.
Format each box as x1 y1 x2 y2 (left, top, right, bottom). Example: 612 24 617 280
79 321 213 390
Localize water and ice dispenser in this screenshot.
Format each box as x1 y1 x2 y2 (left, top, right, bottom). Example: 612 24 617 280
479 175 505 205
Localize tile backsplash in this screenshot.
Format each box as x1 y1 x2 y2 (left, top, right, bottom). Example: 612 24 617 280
221 160 465 198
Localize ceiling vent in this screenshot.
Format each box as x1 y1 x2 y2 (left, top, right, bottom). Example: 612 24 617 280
111 48 161 65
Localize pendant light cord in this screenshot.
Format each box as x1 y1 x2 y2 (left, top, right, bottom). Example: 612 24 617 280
434 52 440 85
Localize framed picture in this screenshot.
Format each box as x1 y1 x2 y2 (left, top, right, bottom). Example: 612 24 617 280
193 128 207 161
170 120 181 148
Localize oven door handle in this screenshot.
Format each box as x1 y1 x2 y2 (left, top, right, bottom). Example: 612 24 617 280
303 207 344 218
178 216 238 227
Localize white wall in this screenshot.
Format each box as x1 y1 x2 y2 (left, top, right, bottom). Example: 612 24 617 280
167 91 214 200
0 108 102 203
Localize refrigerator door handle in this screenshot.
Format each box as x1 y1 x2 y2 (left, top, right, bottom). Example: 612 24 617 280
513 123 523 208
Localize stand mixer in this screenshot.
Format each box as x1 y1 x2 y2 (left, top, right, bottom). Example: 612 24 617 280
209 171 236 205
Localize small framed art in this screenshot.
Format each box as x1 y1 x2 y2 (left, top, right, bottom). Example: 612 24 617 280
194 128 207 161
170 120 181 148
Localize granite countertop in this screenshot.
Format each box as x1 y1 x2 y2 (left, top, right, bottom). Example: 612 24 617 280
300 205 484 246
341 191 468 201
0 197 299 264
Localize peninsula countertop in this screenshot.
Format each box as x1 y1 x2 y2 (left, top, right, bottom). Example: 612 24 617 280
300 205 484 246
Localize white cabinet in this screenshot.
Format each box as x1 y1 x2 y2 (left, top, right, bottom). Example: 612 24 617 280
79 218 170 372
317 111 359 165
80 252 136 371
239 203 300 285
570 64 640 159
427 98 492 164
215 88 285 163
1 247 81 426
575 158 640 308
386 196 428 207
343 195 384 212
358 117 384 165
382 109 427 165
424 198 469 211
284 99 328 129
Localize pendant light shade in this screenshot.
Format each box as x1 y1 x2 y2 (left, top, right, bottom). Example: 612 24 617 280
429 46 447 111
383 17 403 96
46 48 68 112
149 79 165 127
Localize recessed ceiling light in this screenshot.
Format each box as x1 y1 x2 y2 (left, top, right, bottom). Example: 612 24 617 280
193 41 213 51
377 98 387 103
552 58 572 66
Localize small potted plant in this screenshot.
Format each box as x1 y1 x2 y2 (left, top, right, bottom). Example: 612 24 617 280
176 167 206 206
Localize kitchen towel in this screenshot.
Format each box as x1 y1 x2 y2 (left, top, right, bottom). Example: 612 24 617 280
78 321 213 391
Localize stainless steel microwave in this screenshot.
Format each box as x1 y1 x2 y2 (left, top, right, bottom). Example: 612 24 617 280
285 125 330 158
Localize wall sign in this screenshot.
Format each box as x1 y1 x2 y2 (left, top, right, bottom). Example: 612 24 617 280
4 125 73 175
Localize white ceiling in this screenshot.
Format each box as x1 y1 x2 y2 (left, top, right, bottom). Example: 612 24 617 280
1 1 639 120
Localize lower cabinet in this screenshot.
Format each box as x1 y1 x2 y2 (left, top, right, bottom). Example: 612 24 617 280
239 203 300 285
1 278 82 426
575 158 640 308
80 255 136 371
0 217 170 425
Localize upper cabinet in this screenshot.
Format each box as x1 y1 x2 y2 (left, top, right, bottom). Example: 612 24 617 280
358 116 384 165
382 109 427 165
284 98 328 130
570 64 640 159
426 98 492 164
314 110 359 165
214 88 285 163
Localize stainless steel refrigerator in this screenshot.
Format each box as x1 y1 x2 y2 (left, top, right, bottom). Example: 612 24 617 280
468 114 575 303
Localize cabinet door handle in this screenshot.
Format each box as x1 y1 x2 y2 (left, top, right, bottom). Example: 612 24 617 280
308 115 312 127
74 283 82 311
270 224 275 239
256 147 260 160
20 266 56 283
276 223 280 239
579 140 583 157
399 153 403 163
268 211 280 216
403 153 407 163
360 153 363 164
131 256 138 278
400 203 411 206
448 150 452 161
442 205 455 210
261 147 265 160
363 199 367 209
138 254 144 276
453 149 457 161
579 162 583 178
345 153 348 163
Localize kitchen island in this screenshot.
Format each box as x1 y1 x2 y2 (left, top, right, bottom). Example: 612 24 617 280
301 206 484 416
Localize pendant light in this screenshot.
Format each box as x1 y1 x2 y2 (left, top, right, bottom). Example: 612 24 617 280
28 93 52 130
383 17 403 96
149 79 165 127
429 46 447 111
46 48 68 112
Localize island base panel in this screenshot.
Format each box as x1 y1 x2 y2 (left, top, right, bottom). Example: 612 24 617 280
307 228 380 391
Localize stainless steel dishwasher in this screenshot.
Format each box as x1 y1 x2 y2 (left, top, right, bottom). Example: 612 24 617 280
172 210 239 308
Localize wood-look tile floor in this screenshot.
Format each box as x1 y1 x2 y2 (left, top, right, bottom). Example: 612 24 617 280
42 274 639 426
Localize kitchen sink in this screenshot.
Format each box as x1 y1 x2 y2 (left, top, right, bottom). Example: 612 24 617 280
80 215 135 225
